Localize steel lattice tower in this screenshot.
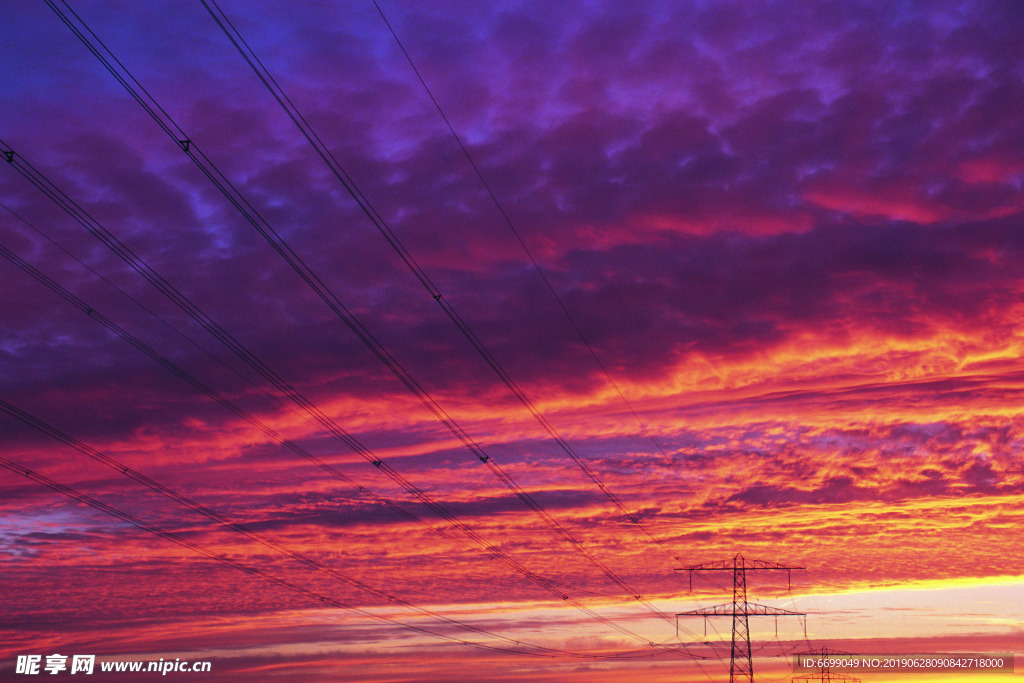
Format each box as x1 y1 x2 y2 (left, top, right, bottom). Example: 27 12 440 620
677 553 805 682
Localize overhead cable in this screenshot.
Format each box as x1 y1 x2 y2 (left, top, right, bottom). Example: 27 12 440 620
0 146 662 646
40 0 687 636
201 0 689 571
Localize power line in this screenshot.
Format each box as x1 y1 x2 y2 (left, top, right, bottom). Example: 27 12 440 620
0 410 711 661
203 0 689 564
0 197 409 506
0 141 692 652
0 234 465 546
0 175 664 648
0 397 577 658
0 395 719 666
199 0 688 575
368 0 698 498
0 198 279 411
0 453 561 658
39 0 691 639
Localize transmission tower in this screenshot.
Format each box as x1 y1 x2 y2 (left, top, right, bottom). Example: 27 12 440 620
676 554 805 683
791 647 861 682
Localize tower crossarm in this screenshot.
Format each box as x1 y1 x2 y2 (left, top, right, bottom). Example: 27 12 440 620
676 554 804 592
678 602 805 617
677 603 737 617
677 556 805 572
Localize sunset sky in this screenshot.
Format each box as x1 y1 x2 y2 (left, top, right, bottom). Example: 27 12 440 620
2 0 1023 681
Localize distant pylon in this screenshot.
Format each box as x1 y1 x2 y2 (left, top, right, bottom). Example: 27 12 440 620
791 647 861 682
676 553 805 683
